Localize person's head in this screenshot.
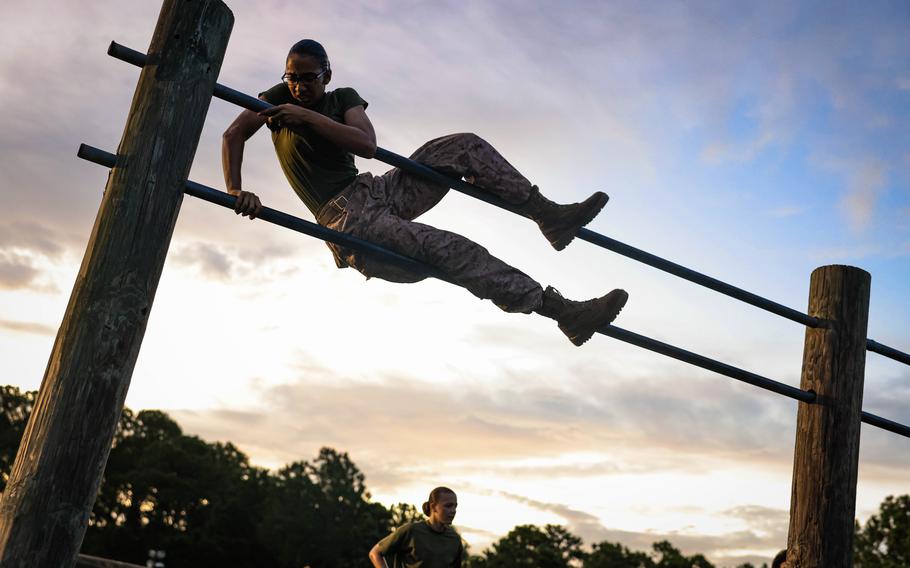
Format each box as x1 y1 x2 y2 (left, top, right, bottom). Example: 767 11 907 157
283 39 332 107
772 549 787 568
422 487 457 526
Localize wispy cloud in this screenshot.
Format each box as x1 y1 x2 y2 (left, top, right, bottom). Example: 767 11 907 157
495 490 787 566
0 319 56 336
766 205 805 218
840 159 888 232
0 252 40 290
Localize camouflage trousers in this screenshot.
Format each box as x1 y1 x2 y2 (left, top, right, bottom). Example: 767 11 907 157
318 133 544 313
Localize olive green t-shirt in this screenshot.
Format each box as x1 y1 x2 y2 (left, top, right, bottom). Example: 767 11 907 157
259 84 368 215
376 521 463 568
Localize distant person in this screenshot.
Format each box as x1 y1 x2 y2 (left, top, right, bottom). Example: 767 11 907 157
222 39 628 346
368 486 462 568
772 548 787 568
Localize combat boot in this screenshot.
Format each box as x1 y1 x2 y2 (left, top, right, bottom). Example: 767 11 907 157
518 186 609 251
536 286 629 346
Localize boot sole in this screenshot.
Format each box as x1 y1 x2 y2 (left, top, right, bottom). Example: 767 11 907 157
559 289 629 346
547 192 609 251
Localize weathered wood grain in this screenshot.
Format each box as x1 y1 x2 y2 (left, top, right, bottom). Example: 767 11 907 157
0 1 233 566
787 265 871 568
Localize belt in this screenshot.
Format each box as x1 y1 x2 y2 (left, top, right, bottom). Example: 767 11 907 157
316 182 360 225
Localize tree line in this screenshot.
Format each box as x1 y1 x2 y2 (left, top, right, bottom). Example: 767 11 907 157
1 386 906 567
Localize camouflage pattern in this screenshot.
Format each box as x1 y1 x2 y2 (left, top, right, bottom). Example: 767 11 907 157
319 132 543 313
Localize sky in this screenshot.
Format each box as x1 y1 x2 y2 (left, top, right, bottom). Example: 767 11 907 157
1 0 909 566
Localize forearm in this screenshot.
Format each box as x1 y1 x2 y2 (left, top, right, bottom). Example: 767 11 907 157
303 113 376 158
221 133 245 195
368 546 389 568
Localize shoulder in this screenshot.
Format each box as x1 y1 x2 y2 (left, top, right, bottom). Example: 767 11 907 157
259 83 293 105
330 86 368 110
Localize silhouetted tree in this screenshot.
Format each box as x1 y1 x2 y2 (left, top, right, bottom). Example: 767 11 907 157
388 501 425 528
262 447 391 568
82 409 274 567
855 494 910 567
0 385 35 492
478 524 586 567
585 540 652 567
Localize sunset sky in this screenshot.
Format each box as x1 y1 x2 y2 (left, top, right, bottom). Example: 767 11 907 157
1 1 909 566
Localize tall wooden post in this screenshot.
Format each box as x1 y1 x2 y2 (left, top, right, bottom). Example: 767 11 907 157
0 1 233 566
787 265 871 567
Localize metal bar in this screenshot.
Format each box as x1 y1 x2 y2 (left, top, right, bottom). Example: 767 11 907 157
862 411 910 438
867 338 910 367
76 144 444 282
600 325 817 403
106 41 823 331
576 230 821 327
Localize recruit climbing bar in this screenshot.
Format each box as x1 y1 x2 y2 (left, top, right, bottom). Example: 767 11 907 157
76 143 910 441
106 42 910 370
106 41 821 328
866 339 910 367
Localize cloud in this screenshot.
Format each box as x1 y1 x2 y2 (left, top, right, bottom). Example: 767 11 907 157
840 159 888 232
494 490 788 566
0 221 65 258
766 205 805 218
0 252 41 290
0 319 56 336
168 240 306 281
171 243 235 280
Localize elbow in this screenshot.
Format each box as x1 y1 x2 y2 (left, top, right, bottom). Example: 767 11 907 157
360 139 377 160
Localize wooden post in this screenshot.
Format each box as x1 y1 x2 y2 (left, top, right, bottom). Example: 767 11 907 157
0 1 233 566
787 265 871 567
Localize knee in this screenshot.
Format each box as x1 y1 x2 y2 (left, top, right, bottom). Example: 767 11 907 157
452 132 484 146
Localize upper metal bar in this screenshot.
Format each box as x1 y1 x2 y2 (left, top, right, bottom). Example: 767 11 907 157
861 411 910 438
867 339 910 367
78 142 910 440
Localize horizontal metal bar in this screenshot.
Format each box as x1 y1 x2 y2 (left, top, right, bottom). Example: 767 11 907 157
77 143 444 282
576 230 821 327
106 40 822 332
599 325 817 403
867 338 910 367
862 411 910 438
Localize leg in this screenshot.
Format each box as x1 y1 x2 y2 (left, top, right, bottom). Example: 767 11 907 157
344 210 543 313
381 132 536 220
386 132 609 251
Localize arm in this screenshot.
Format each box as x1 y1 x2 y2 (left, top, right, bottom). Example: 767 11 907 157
368 543 390 568
258 104 377 158
221 106 268 219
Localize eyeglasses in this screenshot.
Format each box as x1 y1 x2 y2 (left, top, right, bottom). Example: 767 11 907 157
281 70 326 85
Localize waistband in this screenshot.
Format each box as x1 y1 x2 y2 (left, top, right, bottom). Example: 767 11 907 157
316 180 362 225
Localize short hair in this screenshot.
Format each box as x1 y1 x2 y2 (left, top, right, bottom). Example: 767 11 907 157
421 486 455 516
288 39 330 72
772 549 787 568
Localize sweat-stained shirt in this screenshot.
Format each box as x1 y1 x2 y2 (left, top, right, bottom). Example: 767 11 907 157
258 84 368 215
376 521 463 568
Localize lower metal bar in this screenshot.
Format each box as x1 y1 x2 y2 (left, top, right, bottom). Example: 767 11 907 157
599 325 816 403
